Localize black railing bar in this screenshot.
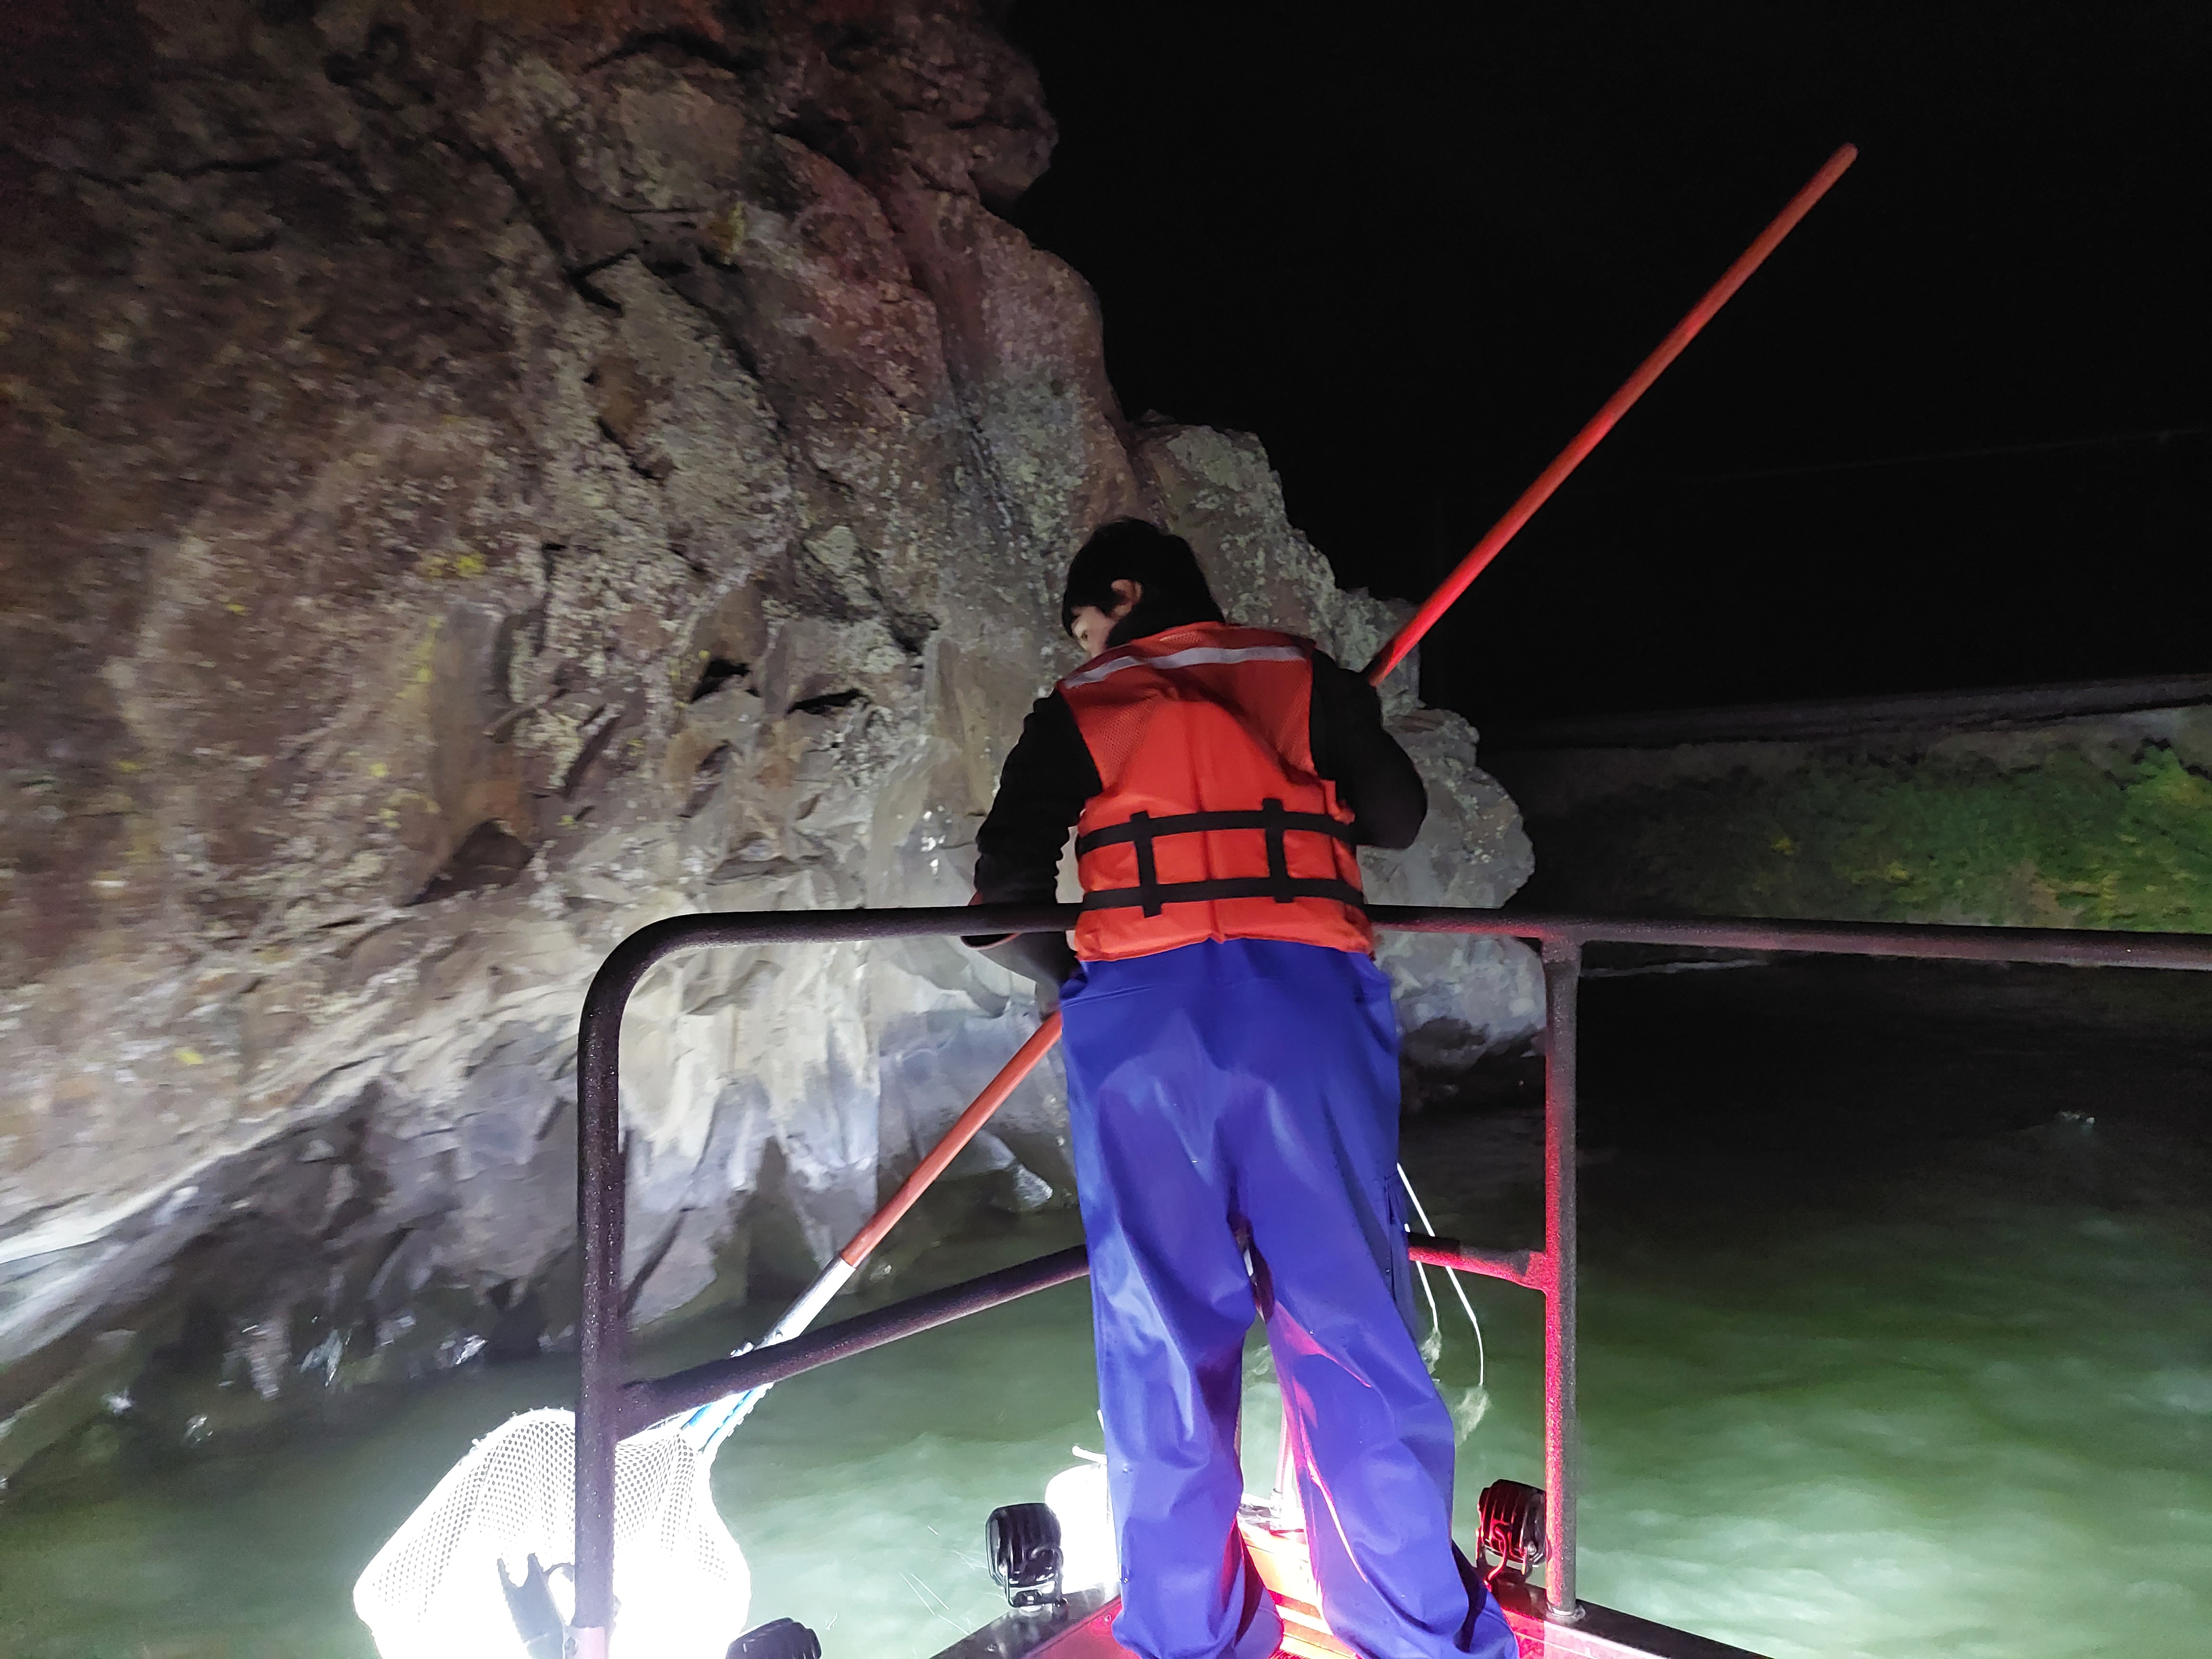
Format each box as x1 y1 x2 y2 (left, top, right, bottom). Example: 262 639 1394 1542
620 1244 1093 1436
580 902 2212 982
585 903 1080 1004
1371 907 2212 970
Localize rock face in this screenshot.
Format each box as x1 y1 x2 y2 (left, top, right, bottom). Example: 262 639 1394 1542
0 0 1534 1452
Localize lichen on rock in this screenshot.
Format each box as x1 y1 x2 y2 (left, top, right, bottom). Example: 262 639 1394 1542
0 0 1534 1458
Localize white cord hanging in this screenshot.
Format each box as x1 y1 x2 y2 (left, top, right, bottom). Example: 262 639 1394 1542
1397 1163 1486 1390
1413 1250 1445 1368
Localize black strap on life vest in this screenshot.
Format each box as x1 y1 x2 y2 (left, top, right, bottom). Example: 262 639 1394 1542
1074 798 1365 918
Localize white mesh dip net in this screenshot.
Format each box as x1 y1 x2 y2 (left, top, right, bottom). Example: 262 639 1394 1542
354 1409 749 1659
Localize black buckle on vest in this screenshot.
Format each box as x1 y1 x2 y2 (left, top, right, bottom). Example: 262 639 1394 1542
1261 798 1292 903
1128 811 1161 917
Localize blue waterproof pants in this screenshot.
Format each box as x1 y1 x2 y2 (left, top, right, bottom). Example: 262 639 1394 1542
1059 939 1516 1659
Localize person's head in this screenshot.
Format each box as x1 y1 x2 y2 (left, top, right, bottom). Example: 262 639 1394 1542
1059 519 1224 657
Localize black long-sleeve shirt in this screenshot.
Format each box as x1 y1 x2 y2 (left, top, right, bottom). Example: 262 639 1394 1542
972 648 1427 909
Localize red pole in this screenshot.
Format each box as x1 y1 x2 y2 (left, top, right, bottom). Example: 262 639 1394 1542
873 144 1859 1264
1362 143 1858 686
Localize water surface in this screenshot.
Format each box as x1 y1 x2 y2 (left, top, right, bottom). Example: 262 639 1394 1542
3 958 2206 1659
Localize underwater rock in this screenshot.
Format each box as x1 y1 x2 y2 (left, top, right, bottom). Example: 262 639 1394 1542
0 0 1536 1445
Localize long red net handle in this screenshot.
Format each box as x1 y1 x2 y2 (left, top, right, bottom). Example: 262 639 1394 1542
837 144 1858 1273
1362 143 1858 686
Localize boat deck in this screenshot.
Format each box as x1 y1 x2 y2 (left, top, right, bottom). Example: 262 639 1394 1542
936 1584 1766 1659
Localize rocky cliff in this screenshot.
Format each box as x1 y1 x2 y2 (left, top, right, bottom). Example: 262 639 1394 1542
0 0 1534 1463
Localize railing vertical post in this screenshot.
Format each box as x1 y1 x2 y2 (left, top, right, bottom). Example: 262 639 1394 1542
1540 936 1584 1623
573 947 641 1659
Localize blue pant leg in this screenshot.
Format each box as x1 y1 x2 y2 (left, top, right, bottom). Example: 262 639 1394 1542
1060 961 1282 1659
1221 946 1518 1659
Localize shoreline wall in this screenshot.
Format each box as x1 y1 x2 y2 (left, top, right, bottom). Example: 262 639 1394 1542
1488 687 2212 932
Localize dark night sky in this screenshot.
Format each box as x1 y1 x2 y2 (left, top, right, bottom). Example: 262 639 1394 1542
1004 1 2211 722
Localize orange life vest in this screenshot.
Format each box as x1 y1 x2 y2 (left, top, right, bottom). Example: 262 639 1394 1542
1058 621 1373 962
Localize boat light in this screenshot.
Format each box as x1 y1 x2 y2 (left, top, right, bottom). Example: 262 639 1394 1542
986 1502 1066 1610
725 1617 821 1659
1475 1479 1547 1579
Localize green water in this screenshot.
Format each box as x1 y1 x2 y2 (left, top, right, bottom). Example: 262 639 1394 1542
3 961 2208 1658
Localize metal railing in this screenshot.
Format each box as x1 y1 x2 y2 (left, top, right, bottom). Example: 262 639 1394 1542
569 905 2212 1651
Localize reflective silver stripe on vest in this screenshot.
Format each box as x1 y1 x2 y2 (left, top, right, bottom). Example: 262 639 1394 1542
1061 642 1307 691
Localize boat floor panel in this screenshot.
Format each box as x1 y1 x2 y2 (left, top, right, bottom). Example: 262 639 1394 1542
1491 1583 1767 1659
934 1586 1767 1659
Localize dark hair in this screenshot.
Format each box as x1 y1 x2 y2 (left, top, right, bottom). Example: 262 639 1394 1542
1059 519 1225 645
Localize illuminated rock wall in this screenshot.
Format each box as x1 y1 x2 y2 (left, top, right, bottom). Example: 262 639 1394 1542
0 0 1534 1438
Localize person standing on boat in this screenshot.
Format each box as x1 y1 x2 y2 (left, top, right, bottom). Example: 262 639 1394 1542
967 519 1517 1659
